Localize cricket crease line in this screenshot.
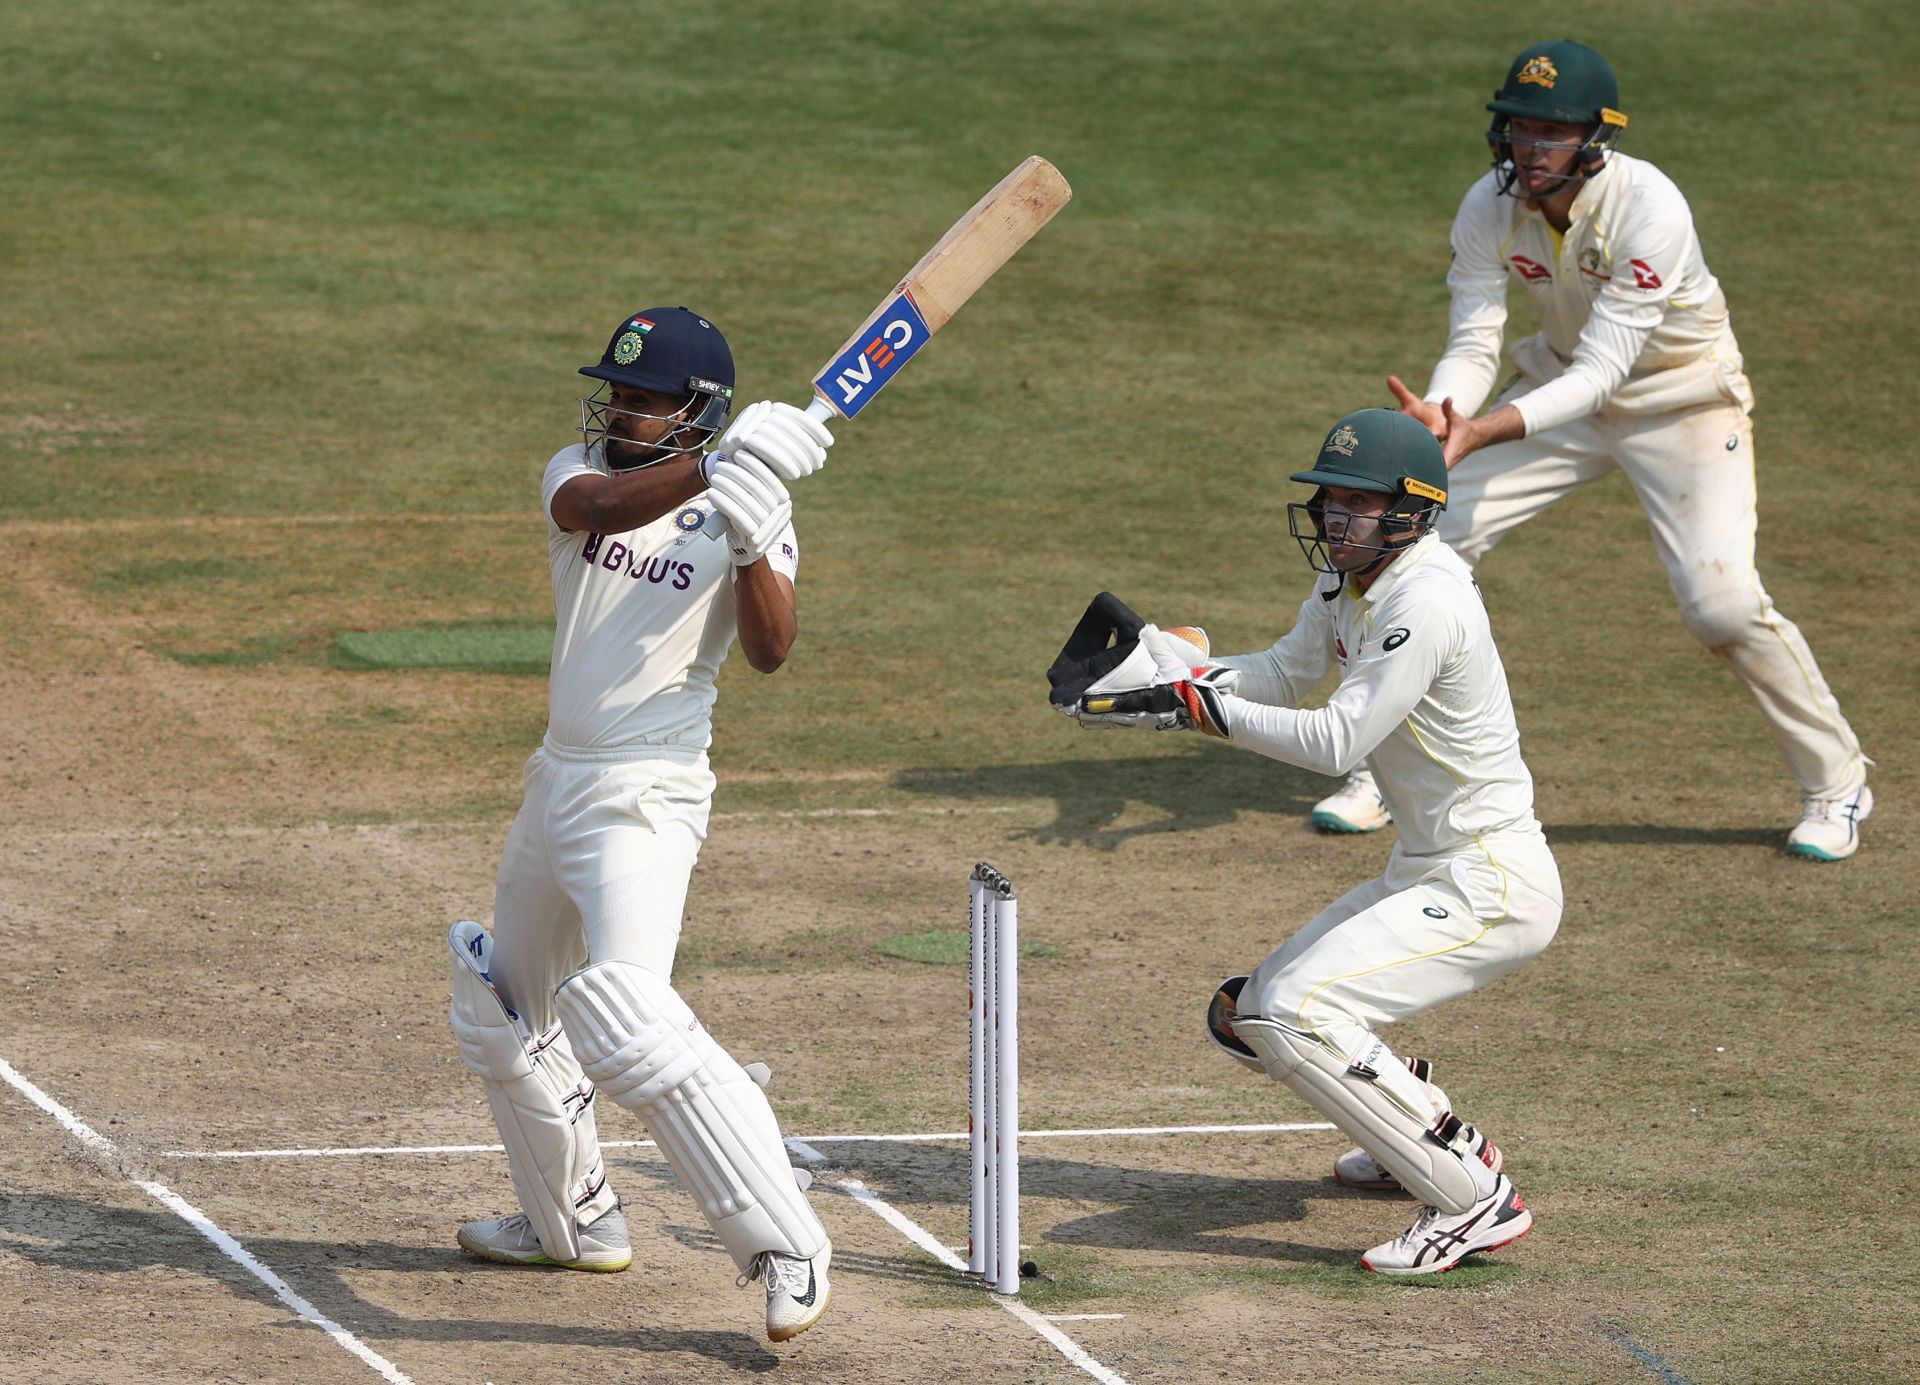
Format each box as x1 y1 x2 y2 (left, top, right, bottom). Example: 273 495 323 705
0 1054 413 1385
159 1121 1338 1160
822 1167 1127 1385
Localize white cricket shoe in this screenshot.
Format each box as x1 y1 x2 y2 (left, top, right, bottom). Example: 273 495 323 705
742 1241 832 1342
456 1203 632 1272
1361 1174 1531 1276
1311 769 1391 834
1786 784 1873 861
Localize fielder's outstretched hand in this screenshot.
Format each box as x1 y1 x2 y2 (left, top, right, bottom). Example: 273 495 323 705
1387 375 1448 442
709 401 833 482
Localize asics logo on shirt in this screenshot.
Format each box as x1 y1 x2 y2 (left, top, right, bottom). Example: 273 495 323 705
581 533 695 590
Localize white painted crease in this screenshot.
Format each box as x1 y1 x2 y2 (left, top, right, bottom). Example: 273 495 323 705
162 1121 1336 1160
0 1055 413 1385
832 1176 1128 1385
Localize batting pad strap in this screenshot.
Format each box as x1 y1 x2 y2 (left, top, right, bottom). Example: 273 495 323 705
449 922 611 1262
555 961 827 1271
1233 1016 1481 1215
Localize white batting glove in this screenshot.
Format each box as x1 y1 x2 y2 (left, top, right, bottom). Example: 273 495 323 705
705 400 833 483
705 453 793 566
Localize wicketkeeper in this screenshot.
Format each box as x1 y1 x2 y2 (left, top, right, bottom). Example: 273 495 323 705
1053 408 1561 1274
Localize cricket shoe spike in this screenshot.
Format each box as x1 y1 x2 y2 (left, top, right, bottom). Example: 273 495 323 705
1361 1174 1531 1276
1786 784 1873 861
456 1201 632 1272
742 1240 832 1342
1311 768 1392 834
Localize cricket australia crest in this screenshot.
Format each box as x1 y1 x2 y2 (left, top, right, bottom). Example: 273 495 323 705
1517 55 1558 88
1325 424 1361 457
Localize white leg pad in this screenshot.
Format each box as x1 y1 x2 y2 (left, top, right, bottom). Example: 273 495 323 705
1234 1016 1482 1214
555 960 827 1271
449 922 613 1262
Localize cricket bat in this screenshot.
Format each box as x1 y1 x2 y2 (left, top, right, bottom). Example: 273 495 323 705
802 155 1072 422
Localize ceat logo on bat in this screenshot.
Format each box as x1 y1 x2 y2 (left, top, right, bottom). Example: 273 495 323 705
812 292 931 418
1509 255 1551 283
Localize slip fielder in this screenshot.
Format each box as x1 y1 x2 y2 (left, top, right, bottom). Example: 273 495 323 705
1057 408 1559 1274
446 307 835 1342
1312 40 1872 860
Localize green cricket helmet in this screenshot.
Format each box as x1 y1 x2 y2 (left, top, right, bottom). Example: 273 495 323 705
1485 40 1629 199
1288 409 1448 577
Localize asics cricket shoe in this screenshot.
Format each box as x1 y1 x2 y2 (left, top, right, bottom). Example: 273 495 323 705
456 1203 632 1272
1311 769 1392 834
743 1241 832 1343
1786 784 1872 861
1361 1174 1530 1276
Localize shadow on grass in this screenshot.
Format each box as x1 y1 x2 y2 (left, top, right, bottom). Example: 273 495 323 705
0 1194 779 1374
894 749 1331 850
823 1139 1363 1268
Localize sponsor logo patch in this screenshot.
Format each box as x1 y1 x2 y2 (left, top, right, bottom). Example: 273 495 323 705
1403 477 1447 504
1382 627 1411 652
1509 254 1551 283
1423 905 1449 919
1630 258 1663 290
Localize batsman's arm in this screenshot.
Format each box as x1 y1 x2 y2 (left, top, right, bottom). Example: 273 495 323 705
550 456 706 534
733 565 797 674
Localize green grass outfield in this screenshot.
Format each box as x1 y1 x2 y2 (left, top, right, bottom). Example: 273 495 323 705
4 2 1917 1379
6 0 1913 790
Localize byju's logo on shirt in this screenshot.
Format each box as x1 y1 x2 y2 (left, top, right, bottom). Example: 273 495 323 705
582 533 694 590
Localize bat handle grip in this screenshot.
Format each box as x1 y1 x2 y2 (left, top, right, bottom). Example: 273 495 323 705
803 395 838 424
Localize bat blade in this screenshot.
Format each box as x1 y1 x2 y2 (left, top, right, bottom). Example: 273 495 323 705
808 156 1071 420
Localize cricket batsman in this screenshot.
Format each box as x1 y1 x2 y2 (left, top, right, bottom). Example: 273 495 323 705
1311 41 1872 860
446 307 835 1341
1055 409 1560 1274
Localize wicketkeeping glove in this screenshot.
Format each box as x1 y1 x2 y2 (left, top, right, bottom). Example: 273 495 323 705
705 400 833 483
705 453 793 566
1075 664 1237 737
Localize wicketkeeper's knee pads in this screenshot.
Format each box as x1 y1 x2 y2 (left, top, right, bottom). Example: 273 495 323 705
554 959 827 1271
1232 1015 1485 1214
448 922 613 1261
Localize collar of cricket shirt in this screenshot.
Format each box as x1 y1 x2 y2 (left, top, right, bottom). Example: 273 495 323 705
1353 531 1441 605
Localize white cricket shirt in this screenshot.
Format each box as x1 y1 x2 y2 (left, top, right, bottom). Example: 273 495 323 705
1425 153 1752 436
1213 536 1540 857
539 444 798 753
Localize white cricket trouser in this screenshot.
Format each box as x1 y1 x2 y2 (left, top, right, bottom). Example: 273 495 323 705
489 739 715 1034
1243 829 1563 1067
1441 387 1866 799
